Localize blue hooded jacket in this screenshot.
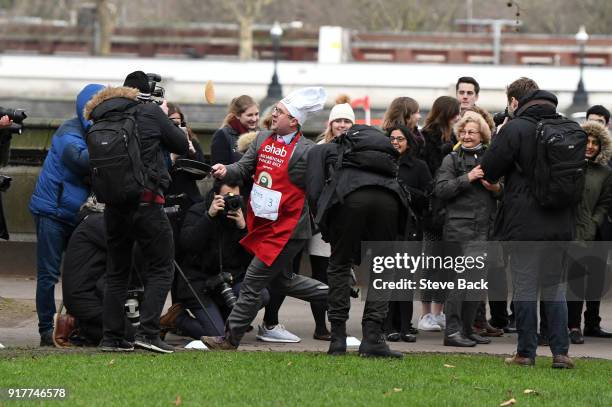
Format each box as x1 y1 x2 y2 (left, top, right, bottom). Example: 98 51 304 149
29 84 105 225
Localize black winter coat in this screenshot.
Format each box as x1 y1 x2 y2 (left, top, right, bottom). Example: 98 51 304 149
481 90 575 241
176 194 252 309
306 125 409 240
62 212 107 320
398 153 431 221
85 87 189 194
210 126 242 165
420 125 457 177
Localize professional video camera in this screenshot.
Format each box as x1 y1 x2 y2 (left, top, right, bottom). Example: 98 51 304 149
493 107 510 127
223 193 242 215
204 271 237 308
145 73 165 103
0 106 28 135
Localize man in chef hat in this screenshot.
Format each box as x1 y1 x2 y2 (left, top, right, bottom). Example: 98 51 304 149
204 87 329 350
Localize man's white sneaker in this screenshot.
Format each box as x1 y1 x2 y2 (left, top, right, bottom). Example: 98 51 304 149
434 313 446 330
418 313 441 331
256 324 301 343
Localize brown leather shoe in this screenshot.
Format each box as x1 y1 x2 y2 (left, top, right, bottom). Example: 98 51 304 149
52 313 76 348
313 330 332 341
160 303 184 330
504 354 535 366
552 354 575 369
201 336 238 350
474 322 504 337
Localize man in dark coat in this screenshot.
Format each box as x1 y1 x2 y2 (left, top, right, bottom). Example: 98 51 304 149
84 71 189 353
481 77 574 368
307 124 408 358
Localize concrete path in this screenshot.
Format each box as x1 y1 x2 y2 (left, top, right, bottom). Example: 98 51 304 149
1 274 612 360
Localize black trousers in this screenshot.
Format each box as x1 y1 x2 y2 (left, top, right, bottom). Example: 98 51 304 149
326 187 400 326
103 203 175 340
566 249 607 329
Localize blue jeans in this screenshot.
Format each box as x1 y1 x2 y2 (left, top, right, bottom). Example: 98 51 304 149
34 215 74 334
510 244 569 359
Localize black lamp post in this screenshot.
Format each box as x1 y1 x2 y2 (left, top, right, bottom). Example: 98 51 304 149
266 21 283 101
569 25 589 114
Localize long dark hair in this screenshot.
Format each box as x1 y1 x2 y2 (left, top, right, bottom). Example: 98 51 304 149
167 102 197 141
382 97 419 133
422 96 460 143
387 125 417 156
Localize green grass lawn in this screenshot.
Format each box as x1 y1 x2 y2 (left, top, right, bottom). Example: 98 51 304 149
0 351 611 406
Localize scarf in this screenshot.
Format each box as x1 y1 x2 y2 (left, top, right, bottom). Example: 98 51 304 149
229 117 250 135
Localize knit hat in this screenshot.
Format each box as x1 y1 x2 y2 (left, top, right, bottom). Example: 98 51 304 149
123 71 151 97
328 103 355 124
280 87 327 125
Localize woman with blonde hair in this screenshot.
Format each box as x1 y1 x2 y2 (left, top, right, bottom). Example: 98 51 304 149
435 112 500 347
211 95 259 165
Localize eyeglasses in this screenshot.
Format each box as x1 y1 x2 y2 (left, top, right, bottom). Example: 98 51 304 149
459 130 480 136
389 136 407 142
272 106 293 118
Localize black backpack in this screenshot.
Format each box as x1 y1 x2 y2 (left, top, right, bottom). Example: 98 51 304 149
530 117 587 209
333 124 399 177
86 104 145 205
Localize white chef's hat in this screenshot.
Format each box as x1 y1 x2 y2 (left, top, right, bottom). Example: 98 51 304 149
280 87 327 125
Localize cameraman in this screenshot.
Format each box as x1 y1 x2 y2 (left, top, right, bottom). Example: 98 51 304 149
85 71 189 353
59 199 137 347
174 179 267 338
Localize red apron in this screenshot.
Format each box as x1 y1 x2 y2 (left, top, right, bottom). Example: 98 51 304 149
240 133 306 266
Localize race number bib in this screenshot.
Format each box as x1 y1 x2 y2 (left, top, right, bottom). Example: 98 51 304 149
250 183 282 221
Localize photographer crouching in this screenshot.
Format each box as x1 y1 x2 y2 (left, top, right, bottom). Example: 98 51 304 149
172 179 268 339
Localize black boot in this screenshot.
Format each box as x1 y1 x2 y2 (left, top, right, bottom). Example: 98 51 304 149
327 323 347 356
358 321 403 358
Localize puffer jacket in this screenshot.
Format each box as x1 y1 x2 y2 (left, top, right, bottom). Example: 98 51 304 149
29 83 105 225
84 87 188 194
575 121 612 241
306 125 409 241
435 146 499 241
481 90 575 241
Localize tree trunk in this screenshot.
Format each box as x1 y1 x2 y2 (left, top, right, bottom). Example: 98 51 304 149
95 0 114 56
238 16 253 61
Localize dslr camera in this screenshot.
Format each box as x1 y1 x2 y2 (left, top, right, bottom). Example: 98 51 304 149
493 107 510 127
0 106 28 135
204 271 237 308
223 193 242 215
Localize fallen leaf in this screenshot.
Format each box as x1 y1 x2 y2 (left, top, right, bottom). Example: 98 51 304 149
500 398 516 406
287 362 293 366
175 395 182 406
444 364 455 368
523 389 538 395
393 388 402 392
108 359 115 366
